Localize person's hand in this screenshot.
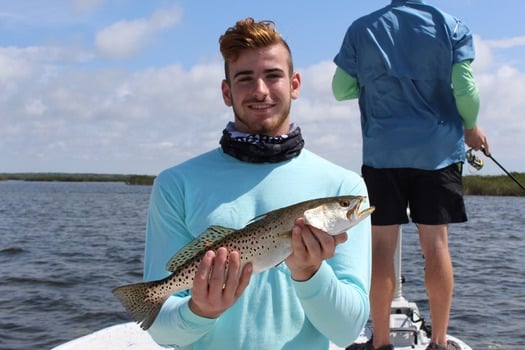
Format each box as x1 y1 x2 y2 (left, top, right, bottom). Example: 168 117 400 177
285 217 348 281
465 125 490 155
189 247 252 318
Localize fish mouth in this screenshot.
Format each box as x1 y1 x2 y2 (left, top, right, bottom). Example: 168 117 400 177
346 199 375 221
351 206 375 220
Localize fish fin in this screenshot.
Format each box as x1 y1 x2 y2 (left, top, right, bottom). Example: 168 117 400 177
246 213 268 224
112 280 168 330
207 225 236 234
165 225 236 272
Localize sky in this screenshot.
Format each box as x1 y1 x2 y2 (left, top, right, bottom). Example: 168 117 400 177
1 0 524 176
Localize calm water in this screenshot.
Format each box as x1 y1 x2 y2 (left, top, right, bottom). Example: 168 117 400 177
0 181 524 350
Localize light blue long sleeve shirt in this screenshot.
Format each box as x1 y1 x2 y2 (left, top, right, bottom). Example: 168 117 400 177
143 148 371 349
333 0 476 170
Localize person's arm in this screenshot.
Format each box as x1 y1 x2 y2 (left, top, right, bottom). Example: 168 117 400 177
144 173 217 347
452 60 490 153
452 60 479 129
292 177 371 346
332 66 360 101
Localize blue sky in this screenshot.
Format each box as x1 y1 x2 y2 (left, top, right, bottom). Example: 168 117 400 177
1 0 524 176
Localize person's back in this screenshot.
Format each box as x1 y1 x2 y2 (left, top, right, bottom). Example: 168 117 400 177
333 1 489 350
334 1 474 170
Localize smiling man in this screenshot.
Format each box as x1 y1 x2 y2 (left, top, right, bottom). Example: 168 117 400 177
142 18 372 349
220 37 299 136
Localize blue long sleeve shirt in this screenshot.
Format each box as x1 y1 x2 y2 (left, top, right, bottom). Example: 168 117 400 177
334 0 476 170
143 148 371 349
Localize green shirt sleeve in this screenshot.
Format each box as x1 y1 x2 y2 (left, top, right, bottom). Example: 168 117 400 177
332 66 360 101
452 60 480 129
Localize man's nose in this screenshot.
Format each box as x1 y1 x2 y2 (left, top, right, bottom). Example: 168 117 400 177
252 78 269 100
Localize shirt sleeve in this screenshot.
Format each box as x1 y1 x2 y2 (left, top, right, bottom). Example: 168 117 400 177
147 295 217 347
450 18 476 63
293 176 371 347
452 60 480 129
332 66 360 101
143 173 215 347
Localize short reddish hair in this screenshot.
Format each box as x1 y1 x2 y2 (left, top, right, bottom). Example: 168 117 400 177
219 17 293 78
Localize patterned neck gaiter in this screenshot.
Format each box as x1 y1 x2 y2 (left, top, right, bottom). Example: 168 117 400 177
220 122 304 163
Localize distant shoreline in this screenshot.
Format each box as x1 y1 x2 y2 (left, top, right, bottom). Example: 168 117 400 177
0 173 155 186
1 172 524 196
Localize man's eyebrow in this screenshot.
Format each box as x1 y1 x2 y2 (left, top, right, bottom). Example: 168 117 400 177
233 70 253 79
232 67 285 80
264 68 285 74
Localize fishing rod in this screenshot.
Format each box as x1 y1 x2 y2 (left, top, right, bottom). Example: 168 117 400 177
466 146 525 192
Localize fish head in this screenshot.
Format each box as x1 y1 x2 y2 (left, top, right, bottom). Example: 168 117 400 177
303 196 375 234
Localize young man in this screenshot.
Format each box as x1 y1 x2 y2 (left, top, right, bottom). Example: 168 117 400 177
143 18 372 349
332 1 489 350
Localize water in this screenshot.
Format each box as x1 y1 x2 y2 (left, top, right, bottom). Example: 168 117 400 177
0 181 524 350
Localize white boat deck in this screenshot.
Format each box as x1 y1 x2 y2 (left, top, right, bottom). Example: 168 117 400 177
51 322 346 350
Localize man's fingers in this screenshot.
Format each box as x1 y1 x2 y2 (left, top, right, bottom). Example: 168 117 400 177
235 262 253 299
333 232 348 245
209 247 229 292
194 250 215 290
222 250 241 297
189 248 252 318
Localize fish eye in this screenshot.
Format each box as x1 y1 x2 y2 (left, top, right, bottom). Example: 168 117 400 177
339 200 350 207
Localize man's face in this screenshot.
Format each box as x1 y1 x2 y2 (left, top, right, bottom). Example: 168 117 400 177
221 43 301 136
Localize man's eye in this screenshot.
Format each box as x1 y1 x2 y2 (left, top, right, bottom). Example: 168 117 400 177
237 77 252 82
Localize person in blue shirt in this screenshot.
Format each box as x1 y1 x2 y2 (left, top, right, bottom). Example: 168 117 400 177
143 18 372 349
332 1 489 350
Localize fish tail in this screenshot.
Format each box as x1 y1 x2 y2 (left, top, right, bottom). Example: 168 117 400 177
112 280 168 330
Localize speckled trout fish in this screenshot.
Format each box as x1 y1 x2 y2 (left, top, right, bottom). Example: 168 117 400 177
112 195 374 330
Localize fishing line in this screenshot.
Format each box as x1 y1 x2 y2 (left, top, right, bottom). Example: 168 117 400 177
472 146 525 192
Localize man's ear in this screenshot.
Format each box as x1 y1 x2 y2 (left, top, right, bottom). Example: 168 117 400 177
221 80 233 106
291 72 301 100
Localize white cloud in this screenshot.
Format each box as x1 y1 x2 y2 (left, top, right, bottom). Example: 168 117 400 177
0 46 93 87
1 23 525 175
0 50 32 83
95 20 149 58
24 99 47 116
484 36 525 49
0 46 229 173
95 6 182 59
472 35 494 72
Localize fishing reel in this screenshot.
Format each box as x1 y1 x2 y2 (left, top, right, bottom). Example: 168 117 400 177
467 146 525 192
466 148 484 170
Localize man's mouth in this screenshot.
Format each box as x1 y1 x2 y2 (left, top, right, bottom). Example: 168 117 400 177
249 103 274 110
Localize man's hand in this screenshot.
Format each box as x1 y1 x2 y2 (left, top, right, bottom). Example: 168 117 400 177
465 125 490 155
189 248 252 318
285 217 348 281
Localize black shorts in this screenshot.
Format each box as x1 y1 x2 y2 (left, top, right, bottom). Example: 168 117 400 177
362 163 467 225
